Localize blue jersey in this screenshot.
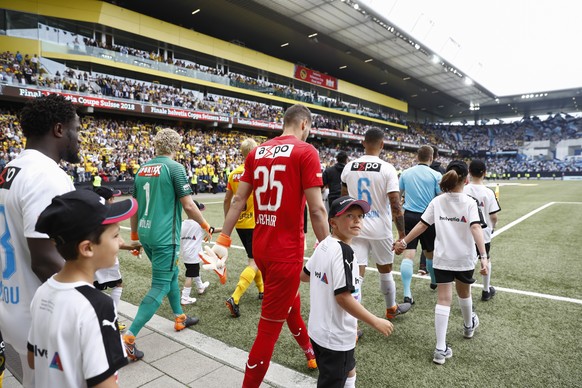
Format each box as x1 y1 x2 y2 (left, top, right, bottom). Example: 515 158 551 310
399 164 442 213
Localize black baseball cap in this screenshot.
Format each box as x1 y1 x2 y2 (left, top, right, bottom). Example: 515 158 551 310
94 186 122 200
446 160 469 177
329 196 370 219
469 159 487 175
36 190 137 245
194 200 205 211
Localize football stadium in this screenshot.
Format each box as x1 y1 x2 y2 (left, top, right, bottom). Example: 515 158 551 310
0 1 581 387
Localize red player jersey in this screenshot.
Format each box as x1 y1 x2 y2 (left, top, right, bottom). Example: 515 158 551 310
241 135 322 262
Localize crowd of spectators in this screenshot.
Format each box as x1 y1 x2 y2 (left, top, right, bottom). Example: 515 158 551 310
2 49 582 178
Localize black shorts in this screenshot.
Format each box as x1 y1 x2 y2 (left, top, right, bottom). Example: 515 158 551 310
93 279 122 290
311 338 355 388
474 242 491 258
184 262 200 278
434 268 475 284
236 228 254 259
404 210 436 252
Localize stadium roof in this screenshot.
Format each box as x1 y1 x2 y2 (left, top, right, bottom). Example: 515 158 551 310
108 0 582 123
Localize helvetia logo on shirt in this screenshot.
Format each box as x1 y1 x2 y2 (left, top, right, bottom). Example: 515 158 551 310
314 271 328 284
439 215 467 223
50 352 63 371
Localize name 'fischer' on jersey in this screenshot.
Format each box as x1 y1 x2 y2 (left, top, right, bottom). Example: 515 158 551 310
257 214 277 226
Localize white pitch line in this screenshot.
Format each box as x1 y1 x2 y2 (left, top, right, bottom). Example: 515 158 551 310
121 226 582 305
492 202 555 238
362 267 582 305
492 201 582 238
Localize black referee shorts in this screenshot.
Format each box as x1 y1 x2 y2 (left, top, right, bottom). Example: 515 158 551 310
404 210 436 252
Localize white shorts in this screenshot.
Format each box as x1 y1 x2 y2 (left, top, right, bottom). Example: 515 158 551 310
352 237 394 266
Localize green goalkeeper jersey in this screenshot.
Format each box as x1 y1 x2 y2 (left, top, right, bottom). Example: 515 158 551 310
133 156 193 246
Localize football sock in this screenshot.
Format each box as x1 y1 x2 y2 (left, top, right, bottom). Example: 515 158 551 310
379 272 396 308
181 287 192 299
167 271 184 315
233 266 256 304
254 269 264 293
110 286 122 308
130 293 162 336
435 304 451 351
400 258 414 298
286 294 312 356
194 276 203 289
426 258 436 284
483 262 492 292
130 269 182 336
344 374 356 388
358 274 365 303
243 318 284 387
459 296 473 328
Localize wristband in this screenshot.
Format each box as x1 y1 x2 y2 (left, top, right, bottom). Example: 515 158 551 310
216 233 232 248
400 240 407 248
201 221 211 233
130 231 139 241
209 226 215 234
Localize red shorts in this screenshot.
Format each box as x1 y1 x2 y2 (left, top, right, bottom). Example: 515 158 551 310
254 258 303 321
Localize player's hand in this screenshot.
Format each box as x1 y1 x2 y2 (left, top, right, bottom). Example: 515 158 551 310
392 239 406 255
211 233 231 260
373 317 394 336
201 222 213 242
479 257 489 276
199 245 228 284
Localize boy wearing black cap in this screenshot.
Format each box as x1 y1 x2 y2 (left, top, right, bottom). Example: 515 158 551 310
464 160 501 301
27 190 137 387
301 196 394 388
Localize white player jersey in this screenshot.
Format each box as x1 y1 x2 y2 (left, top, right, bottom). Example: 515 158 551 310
341 155 400 240
94 257 121 284
421 193 483 271
464 183 501 243
180 219 205 264
0 149 75 354
305 236 360 351
28 277 128 387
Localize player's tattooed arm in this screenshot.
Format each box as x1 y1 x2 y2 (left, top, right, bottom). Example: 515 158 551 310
388 191 405 239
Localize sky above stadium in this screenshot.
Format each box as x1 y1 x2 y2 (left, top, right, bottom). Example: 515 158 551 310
360 0 581 97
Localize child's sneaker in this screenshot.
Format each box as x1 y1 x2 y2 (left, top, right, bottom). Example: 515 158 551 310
433 346 453 365
197 281 210 295
257 292 264 300
181 296 197 305
174 314 199 331
463 312 480 339
117 320 127 332
481 286 496 301
123 334 144 361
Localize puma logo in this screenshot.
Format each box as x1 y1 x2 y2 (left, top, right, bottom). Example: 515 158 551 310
246 360 263 369
102 319 116 330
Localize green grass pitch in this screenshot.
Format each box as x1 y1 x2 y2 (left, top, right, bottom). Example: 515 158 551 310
117 180 582 387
